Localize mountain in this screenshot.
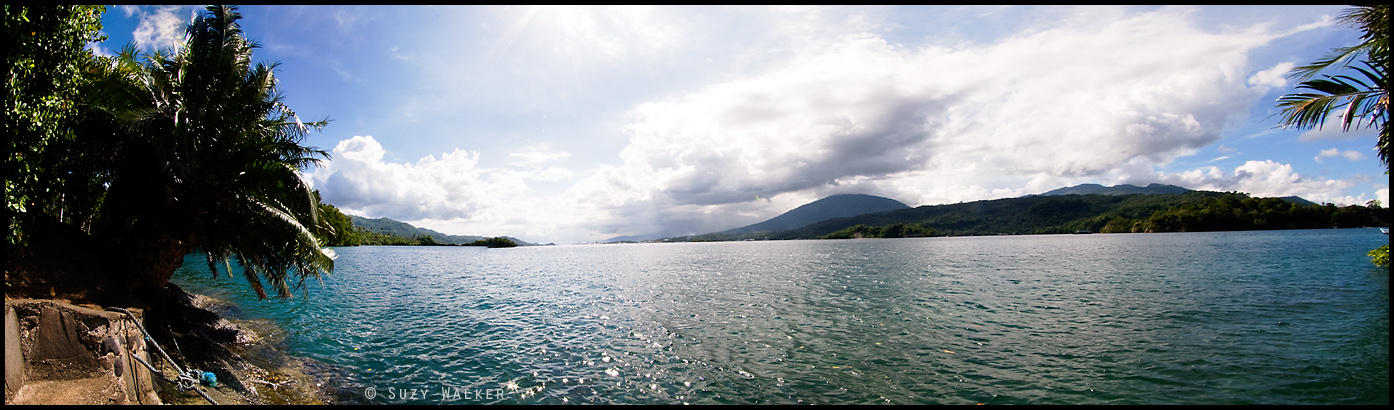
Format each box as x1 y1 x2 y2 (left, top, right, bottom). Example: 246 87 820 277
754 190 1385 240
1276 196 1318 206
1039 183 1322 206
349 215 535 246
673 194 910 241
1039 183 1191 196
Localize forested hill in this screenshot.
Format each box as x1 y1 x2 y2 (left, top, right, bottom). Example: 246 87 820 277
1038 183 1191 196
673 191 1388 241
674 194 909 241
349 215 534 246
309 192 534 246
1038 183 1318 206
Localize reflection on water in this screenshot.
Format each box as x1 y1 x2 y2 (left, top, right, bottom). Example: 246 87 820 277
175 229 1389 404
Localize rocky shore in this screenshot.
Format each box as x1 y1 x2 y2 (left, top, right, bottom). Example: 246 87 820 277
4 285 333 405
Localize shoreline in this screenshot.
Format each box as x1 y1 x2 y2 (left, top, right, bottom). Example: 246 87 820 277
158 288 338 405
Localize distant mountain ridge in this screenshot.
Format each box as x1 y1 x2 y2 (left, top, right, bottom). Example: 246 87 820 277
1040 183 1317 206
674 189 1385 242
657 182 1371 242
1039 183 1191 196
670 194 909 241
349 215 534 246
1276 196 1318 206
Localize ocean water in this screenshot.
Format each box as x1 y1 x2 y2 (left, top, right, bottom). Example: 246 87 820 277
173 229 1389 405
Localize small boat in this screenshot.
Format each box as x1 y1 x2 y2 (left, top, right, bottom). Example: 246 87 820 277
1381 227 1389 234
1073 229 1092 234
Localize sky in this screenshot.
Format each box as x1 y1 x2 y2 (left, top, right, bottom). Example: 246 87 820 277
96 5 1389 244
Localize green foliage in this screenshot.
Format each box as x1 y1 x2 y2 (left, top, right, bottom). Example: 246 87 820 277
1277 5 1388 171
96 5 337 299
1135 193 1387 232
313 190 362 246
821 223 935 239
6 5 337 300
354 230 419 246
466 237 517 248
1370 244 1389 268
1100 216 1137 233
3 5 107 249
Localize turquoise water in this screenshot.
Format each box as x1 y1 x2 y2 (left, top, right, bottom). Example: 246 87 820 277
173 229 1389 405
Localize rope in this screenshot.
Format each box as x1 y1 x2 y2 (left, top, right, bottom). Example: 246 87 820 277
106 307 219 405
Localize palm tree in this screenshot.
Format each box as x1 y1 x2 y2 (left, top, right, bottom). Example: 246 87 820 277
1276 5 1388 169
94 5 335 299
1276 5 1389 269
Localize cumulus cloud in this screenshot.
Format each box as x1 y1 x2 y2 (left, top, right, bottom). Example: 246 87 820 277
1247 62 1293 88
307 7 1380 243
1314 147 1364 163
309 136 514 221
566 6 1310 237
1157 159 1374 205
128 5 190 52
306 136 596 241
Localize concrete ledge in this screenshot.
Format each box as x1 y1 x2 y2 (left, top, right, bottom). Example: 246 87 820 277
4 298 161 405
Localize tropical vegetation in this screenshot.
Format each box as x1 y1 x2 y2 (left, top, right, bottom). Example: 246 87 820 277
822 223 935 239
4 5 335 301
1275 5 1388 268
465 237 518 248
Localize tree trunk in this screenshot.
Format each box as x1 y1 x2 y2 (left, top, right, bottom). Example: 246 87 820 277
94 156 196 302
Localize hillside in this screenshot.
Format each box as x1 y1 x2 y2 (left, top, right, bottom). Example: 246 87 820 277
1039 183 1318 206
772 192 1219 239
674 191 1387 241
349 215 534 246
1039 183 1191 196
676 194 909 241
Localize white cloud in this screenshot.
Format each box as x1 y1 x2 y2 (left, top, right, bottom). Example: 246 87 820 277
310 136 510 222
566 6 1309 237
1282 13 1336 36
484 5 682 65
1314 147 1365 163
86 37 113 58
308 136 596 242
308 7 1380 243
129 6 190 52
1247 61 1293 88
1158 159 1377 205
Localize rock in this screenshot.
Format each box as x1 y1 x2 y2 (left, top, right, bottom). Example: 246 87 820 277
4 299 162 405
5 306 26 399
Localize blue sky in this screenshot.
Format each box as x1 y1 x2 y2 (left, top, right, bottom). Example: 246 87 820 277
97 5 1388 244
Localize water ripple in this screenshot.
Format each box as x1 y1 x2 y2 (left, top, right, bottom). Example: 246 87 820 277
172 230 1389 404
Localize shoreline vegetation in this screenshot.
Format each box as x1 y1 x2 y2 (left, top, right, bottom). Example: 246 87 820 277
4 5 357 404
313 192 523 248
